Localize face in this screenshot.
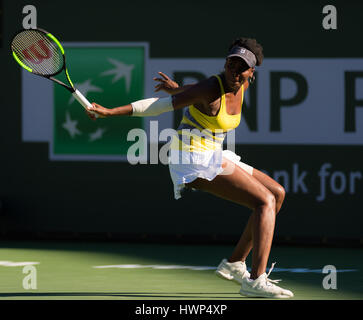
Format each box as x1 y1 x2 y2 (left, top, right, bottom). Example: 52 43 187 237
224 57 254 91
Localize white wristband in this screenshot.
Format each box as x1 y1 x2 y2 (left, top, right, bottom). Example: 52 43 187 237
131 97 174 117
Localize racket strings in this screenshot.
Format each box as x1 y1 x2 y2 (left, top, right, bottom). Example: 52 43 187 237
12 30 64 76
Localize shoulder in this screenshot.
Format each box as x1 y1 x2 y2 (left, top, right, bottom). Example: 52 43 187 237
171 76 219 109
184 76 220 101
191 75 219 92
198 75 222 98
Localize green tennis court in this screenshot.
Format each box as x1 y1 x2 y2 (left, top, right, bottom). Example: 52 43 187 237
0 241 362 300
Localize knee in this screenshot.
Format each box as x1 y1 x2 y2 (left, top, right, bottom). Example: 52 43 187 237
276 185 286 205
257 192 276 214
275 185 286 214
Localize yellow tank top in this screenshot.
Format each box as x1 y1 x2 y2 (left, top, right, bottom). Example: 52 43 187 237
170 75 243 152
189 75 242 132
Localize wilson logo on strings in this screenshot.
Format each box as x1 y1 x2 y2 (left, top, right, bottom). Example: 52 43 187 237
22 40 52 64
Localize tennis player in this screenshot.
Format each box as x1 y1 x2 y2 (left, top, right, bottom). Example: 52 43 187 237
87 37 293 298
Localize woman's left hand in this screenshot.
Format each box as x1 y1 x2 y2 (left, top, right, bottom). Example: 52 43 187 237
153 72 179 94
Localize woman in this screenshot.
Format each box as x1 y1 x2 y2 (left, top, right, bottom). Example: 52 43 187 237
87 37 293 298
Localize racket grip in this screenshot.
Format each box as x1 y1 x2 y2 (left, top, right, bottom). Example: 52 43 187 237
72 89 99 118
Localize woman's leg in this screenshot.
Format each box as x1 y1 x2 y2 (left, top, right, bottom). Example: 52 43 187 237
253 168 286 214
186 160 276 279
228 168 286 264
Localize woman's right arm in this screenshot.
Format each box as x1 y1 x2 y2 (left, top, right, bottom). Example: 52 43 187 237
86 76 214 119
85 103 133 120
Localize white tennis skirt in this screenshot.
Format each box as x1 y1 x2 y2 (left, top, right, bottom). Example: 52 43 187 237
168 148 254 200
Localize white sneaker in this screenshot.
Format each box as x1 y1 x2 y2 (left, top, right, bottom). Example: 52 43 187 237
240 263 294 298
215 258 250 284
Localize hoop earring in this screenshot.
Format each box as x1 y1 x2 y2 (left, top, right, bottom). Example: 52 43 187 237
249 74 255 84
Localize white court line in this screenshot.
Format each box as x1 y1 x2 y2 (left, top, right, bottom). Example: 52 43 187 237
0 261 40 267
93 264 358 273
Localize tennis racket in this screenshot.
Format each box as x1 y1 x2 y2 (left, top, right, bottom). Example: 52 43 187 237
11 28 98 117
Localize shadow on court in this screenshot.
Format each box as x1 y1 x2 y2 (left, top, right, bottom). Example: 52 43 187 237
1 240 363 299
0 292 241 299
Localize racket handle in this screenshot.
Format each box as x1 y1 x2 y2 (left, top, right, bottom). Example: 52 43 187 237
72 89 99 118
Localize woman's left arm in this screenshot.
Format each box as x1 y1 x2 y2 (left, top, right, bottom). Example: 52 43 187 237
154 71 195 95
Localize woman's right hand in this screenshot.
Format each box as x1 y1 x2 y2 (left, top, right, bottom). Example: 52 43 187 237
153 72 179 94
85 103 113 120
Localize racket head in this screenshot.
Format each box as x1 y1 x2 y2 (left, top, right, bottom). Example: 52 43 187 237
11 28 66 78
